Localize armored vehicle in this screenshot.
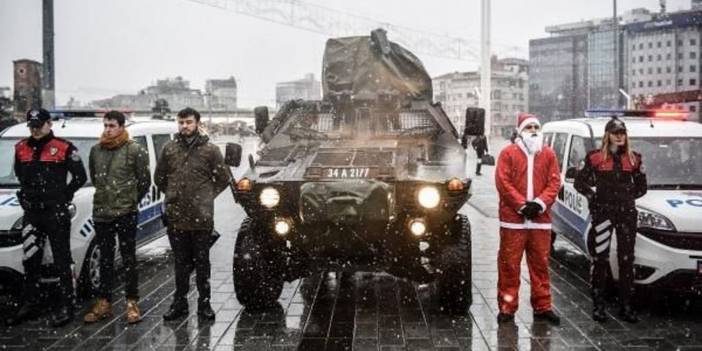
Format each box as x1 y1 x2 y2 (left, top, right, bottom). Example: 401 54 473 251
225 29 479 312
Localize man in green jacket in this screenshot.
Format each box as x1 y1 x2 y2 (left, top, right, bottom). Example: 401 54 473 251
84 111 150 324
155 107 231 321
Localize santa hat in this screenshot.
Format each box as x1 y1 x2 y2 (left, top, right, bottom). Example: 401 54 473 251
517 113 540 133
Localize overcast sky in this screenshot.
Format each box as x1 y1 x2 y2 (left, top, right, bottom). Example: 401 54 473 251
0 0 692 108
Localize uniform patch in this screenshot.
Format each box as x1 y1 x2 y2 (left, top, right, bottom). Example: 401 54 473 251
577 160 585 170
639 164 646 174
50 147 58 156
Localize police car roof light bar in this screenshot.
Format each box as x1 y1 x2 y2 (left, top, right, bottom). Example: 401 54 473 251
585 109 688 120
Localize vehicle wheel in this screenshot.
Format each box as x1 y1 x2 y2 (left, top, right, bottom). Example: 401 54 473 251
435 214 472 313
233 218 285 310
78 238 101 298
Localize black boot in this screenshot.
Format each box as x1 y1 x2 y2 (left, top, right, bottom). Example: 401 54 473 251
5 301 42 326
197 302 215 320
163 300 189 321
51 305 74 328
619 305 639 323
534 310 561 326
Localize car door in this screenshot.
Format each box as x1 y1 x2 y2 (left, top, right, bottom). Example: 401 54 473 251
558 134 593 252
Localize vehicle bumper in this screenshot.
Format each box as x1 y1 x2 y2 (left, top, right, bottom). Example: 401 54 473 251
0 244 24 275
632 233 702 289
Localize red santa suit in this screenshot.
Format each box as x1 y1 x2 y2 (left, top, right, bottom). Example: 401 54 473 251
495 114 561 315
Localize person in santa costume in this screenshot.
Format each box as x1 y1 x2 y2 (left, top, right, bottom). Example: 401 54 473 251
495 113 561 325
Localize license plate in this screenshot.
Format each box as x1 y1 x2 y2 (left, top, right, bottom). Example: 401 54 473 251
322 167 373 179
698 261 702 275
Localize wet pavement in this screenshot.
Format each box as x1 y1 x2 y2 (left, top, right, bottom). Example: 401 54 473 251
2 138 702 350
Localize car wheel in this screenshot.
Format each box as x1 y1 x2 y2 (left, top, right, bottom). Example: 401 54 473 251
233 218 285 310
435 214 472 313
78 238 101 298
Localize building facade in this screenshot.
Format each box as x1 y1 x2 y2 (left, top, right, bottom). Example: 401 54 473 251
206 77 237 110
624 9 702 121
92 76 206 111
275 73 321 108
433 57 528 137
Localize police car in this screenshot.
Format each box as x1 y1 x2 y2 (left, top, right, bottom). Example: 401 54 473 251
0 110 177 297
542 109 702 290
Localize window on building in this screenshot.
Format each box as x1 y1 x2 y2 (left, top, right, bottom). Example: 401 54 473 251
678 53 684 59
657 80 662 87
678 39 683 46
648 67 653 74
632 69 636 76
648 55 653 62
691 39 697 46
691 105 697 112
639 43 644 50
657 54 662 61
679 66 684 73
632 44 636 51
666 66 672 73
691 52 697 59
691 79 697 86
639 81 644 88
691 65 697 73
657 41 662 48
639 68 644 74
666 79 671 86
666 53 672 60
648 81 653 87
648 42 653 49
639 56 644 62
657 67 662 74
678 79 683 86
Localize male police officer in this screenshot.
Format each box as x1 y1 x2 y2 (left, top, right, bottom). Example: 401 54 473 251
8 108 87 327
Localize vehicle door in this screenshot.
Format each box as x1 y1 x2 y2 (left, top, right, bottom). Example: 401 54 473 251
559 134 593 252
550 132 588 251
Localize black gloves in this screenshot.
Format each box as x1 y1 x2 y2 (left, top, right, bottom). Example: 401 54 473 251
521 201 543 220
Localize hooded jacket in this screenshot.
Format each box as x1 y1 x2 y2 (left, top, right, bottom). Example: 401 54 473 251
154 132 231 231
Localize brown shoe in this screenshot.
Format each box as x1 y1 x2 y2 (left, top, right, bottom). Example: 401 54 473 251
126 299 142 324
84 298 112 323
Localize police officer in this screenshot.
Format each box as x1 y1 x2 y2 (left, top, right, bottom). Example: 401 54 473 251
471 134 488 176
7 108 87 327
574 117 647 323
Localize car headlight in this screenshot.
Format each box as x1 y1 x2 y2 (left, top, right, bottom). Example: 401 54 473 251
637 207 675 231
260 187 280 208
11 217 24 231
417 186 440 209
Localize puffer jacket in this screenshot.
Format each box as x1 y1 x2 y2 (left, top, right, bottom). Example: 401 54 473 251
154 132 231 231
89 140 150 222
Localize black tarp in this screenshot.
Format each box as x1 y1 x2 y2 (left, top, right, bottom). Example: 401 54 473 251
322 29 432 102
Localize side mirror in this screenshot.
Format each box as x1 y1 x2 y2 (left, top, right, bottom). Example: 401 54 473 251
254 106 269 134
463 107 485 136
225 143 242 167
565 167 577 181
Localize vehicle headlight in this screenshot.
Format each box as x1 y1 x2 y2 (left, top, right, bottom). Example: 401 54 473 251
11 217 24 231
259 187 280 208
417 186 440 209
637 207 675 231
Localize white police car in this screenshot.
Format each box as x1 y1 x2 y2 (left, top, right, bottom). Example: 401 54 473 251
543 109 702 290
0 110 177 297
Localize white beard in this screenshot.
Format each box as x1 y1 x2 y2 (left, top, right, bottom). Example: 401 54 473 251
520 131 544 154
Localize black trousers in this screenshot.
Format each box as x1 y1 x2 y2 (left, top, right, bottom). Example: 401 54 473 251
94 213 138 301
22 207 74 307
167 229 211 305
587 207 638 307
475 151 485 174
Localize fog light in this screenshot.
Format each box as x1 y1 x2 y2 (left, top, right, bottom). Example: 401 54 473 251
274 219 291 236
409 219 427 237
260 187 280 208
447 178 464 191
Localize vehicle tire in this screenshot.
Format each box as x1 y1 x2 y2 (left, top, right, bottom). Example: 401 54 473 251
435 214 472 313
233 218 285 310
78 238 102 298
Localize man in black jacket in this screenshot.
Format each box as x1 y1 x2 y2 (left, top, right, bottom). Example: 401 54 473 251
7 108 87 327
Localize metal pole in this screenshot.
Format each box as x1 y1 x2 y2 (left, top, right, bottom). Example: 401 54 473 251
613 0 619 108
481 0 492 136
42 0 55 109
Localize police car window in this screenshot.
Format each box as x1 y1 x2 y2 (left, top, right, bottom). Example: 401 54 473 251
567 135 588 170
152 134 170 161
134 136 150 160
552 133 568 169
630 137 702 188
543 132 554 147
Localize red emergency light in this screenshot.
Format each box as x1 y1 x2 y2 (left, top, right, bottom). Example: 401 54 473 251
586 109 689 120
651 109 689 120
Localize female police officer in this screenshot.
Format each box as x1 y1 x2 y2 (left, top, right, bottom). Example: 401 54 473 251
574 117 647 323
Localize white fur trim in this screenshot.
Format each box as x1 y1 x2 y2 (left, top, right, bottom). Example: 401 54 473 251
500 221 552 230
534 198 547 213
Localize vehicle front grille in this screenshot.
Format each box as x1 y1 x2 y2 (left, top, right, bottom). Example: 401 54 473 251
0 230 22 247
639 228 702 251
312 149 395 167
